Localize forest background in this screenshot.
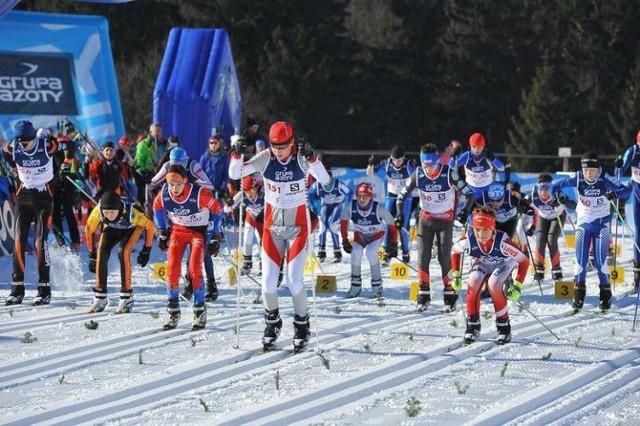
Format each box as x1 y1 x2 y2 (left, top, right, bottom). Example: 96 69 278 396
15 0 640 170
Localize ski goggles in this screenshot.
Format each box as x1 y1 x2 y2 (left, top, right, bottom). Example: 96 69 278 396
269 141 291 151
537 183 552 191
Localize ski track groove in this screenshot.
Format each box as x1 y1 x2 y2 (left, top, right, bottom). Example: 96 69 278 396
0 244 634 425
0 299 438 425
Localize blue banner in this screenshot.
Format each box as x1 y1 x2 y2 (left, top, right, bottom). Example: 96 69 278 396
0 11 125 144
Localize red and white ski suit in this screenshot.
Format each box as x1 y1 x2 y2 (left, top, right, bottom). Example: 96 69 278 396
229 148 329 312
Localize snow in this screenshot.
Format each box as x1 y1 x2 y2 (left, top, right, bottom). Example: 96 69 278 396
0 227 639 426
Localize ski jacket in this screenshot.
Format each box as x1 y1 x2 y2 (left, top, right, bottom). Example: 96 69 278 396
153 183 223 234
85 198 155 252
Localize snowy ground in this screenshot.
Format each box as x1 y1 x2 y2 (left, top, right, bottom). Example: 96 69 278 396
0 224 639 426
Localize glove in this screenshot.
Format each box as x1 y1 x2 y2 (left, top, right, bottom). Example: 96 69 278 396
59 163 71 177
526 226 535 237
208 239 220 256
141 171 153 184
158 229 169 252
484 149 495 161
387 243 398 259
517 201 530 215
367 155 376 166
297 139 315 160
342 240 352 254
231 136 247 155
614 155 623 168
549 193 566 207
395 214 404 228
456 209 469 225
88 250 97 273
605 191 617 201
137 246 151 267
450 271 462 291
506 280 523 301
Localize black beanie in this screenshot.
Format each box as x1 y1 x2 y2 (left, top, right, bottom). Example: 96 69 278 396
581 151 599 169
390 145 405 160
100 191 122 210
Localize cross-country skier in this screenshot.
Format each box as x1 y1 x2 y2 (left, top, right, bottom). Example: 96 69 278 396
228 121 330 352
230 175 265 276
85 191 155 313
308 170 353 263
152 164 224 330
526 173 577 281
553 152 630 312
395 143 475 312
614 131 640 292
366 145 415 264
449 133 509 199
4 121 75 306
341 182 398 298
450 207 530 345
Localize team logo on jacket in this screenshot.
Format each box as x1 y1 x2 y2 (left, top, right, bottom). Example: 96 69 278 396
583 188 600 196
23 159 41 167
424 184 442 191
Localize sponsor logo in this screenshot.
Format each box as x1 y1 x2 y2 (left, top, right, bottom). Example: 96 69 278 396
172 207 190 216
423 184 443 191
583 188 600 196
0 53 78 115
274 170 294 181
502 245 520 258
22 159 41 167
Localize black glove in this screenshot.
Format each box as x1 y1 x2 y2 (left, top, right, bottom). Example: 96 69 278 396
517 201 530 215
232 136 247 155
137 245 151 267
59 163 71 177
142 171 153 184
605 190 617 201
88 250 97 273
368 155 376 166
158 229 169 252
395 214 404 228
526 226 535 237
342 240 352 254
614 155 623 169
387 243 398 259
484 149 495 161
456 209 469 225
208 239 220 256
297 139 315 160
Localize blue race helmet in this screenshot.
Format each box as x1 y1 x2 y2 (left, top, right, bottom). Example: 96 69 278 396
487 183 505 201
169 147 188 166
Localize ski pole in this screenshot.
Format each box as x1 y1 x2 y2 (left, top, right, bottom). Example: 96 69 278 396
612 198 620 289
516 300 561 340
65 176 97 205
234 186 244 349
610 199 640 255
521 215 543 295
459 250 466 326
633 288 640 332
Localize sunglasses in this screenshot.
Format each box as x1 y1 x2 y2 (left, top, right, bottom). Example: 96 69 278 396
356 194 370 200
209 140 220 144
270 142 291 151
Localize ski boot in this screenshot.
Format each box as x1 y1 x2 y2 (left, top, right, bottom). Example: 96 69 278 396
416 288 431 312
346 275 362 298
262 309 282 350
241 255 252 276
5 282 25 305
496 318 512 345
116 291 134 314
571 282 587 311
205 278 218 302
402 251 410 263
551 270 563 281
371 279 383 299
533 271 545 282
443 288 458 313
192 303 207 330
163 299 181 330
463 316 481 345
599 285 612 312
88 290 108 313
381 254 391 267
333 249 342 263
317 248 327 263
33 284 51 306
293 314 310 353
182 275 193 300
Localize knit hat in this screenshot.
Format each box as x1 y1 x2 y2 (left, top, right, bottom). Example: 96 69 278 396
15 120 36 141
390 145 405 160
103 141 115 149
100 191 122 210
581 151 599 169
